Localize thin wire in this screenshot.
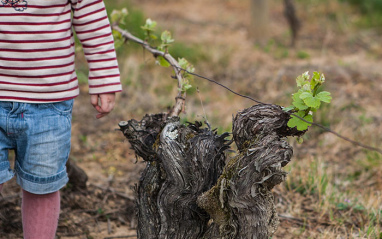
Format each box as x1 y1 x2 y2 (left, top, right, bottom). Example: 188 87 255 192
175 66 382 155
186 69 267 105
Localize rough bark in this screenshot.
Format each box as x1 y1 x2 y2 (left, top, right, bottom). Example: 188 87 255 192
119 104 303 238
120 114 230 238
66 159 88 191
197 104 303 238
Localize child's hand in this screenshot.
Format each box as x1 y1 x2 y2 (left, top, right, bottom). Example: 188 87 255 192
90 93 116 119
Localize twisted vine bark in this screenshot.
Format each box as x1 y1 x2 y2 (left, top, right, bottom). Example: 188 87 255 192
66 159 88 191
119 104 304 238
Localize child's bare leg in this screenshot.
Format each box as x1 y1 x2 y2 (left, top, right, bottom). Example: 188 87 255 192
22 190 60 239
0 183 3 193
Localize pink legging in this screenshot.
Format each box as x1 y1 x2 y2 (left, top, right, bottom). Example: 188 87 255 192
0 184 60 239
22 190 60 239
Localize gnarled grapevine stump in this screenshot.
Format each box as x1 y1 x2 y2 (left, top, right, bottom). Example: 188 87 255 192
119 104 303 238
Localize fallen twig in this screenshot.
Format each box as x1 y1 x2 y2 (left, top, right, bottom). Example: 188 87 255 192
90 183 135 201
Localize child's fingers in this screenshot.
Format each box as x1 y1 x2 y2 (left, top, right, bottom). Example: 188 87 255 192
99 94 115 113
90 93 116 119
90 94 99 108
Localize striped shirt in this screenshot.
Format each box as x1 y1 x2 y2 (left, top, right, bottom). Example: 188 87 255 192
0 0 122 103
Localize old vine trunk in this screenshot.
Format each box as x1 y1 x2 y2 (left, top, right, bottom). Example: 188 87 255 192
119 104 304 238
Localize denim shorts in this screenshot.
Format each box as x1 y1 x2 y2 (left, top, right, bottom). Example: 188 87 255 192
0 99 73 194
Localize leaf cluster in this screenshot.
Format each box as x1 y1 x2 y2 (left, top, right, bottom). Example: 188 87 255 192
284 72 332 131
140 18 194 93
141 18 157 41
110 8 129 49
178 58 194 92
110 8 128 25
110 11 195 94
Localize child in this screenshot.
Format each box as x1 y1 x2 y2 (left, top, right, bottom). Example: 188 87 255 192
0 0 122 238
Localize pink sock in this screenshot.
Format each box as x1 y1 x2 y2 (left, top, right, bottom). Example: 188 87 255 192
22 190 60 239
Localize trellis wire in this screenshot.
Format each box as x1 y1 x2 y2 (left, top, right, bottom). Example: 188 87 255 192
176 66 382 155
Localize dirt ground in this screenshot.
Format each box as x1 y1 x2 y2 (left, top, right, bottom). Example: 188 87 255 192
1 0 382 238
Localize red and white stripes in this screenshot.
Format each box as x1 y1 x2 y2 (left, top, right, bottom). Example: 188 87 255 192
0 0 121 103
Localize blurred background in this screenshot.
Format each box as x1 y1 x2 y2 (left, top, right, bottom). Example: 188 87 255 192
1 0 382 238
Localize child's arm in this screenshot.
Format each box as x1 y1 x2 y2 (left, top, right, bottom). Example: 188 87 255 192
70 0 122 118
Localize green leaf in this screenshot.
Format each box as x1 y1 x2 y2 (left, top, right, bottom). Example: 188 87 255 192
178 58 194 73
183 83 192 91
146 18 157 28
283 105 295 112
161 30 174 44
296 71 310 87
110 8 128 24
300 92 321 108
296 137 304 144
287 71 331 133
112 29 122 40
112 30 123 49
292 92 309 110
287 111 313 131
157 45 165 52
157 56 171 67
141 18 157 32
311 71 320 89
316 91 332 103
149 34 158 40
310 71 325 90
110 10 121 23
178 58 188 69
319 73 325 83
178 82 192 92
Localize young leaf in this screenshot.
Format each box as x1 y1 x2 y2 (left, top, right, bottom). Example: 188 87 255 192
110 8 128 25
296 71 310 87
320 73 325 83
296 137 304 144
112 30 124 49
178 58 194 73
283 105 295 112
161 30 174 44
183 83 192 91
110 10 121 24
157 56 171 67
292 92 309 110
178 58 188 69
287 111 313 131
316 91 332 103
112 29 122 40
150 34 158 40
141 18 158 41
300 92 321 108
311 71 321 89
141 18 157 31
286 71 332 133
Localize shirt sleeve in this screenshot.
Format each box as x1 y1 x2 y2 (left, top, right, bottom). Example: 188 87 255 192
71 0 122 95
